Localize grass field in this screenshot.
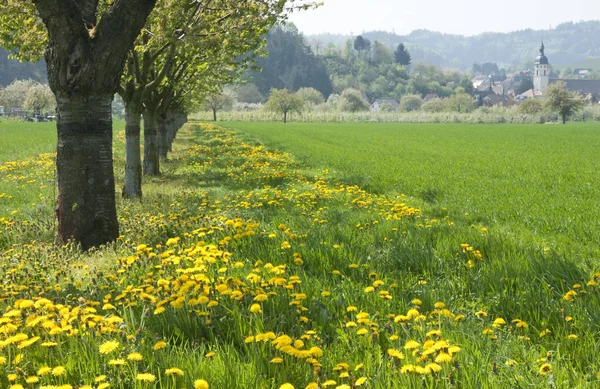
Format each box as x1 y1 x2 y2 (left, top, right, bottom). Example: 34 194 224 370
226 122 600 261
0 121 599 388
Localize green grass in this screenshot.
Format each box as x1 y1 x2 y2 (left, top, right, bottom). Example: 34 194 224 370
0 120 125 218
224 121 600 260
0 121 57 164
0 121 599 389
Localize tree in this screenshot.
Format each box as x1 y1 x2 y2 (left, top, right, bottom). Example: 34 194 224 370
1 0 157 249
0 79 37 112
446 93 477 113
248 24 333 98
339 88 370 112
23 83 55 115
230 84 265 104
264 88 304 123
353 36 371 53
297 87 325 106
518 98 545 115
399 94 423 112
394 43 411 66
517 76 534 95
544 82 585 124
203 92 234 121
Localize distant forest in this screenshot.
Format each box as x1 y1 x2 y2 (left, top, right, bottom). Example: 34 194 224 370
309 21 600 70
0 47 46 86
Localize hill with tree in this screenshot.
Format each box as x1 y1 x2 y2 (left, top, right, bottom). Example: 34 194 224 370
308 21 600 70
0 47 46 86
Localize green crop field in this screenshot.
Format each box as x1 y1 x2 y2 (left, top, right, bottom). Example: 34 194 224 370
226 122 600 260
0 121 599 389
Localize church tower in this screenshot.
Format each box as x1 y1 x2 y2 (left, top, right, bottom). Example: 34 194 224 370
534 42 549 92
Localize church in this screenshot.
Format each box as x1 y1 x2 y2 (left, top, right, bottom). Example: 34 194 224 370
528 42 600 100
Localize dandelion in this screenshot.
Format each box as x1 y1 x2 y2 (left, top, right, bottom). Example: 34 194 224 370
194 380 209 389
136 373 156 382
539 363 553 375
52 366 66 376
127 352 143 361
108 359 126 366
25 377 39 384
271 357 283 363
153 341 167 350
355 377 367 386
279 384 294 389
165 368 184 376
99 340 120 354
250 303 262 313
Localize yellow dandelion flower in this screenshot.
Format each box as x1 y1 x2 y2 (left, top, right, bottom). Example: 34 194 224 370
136 373 156 382
10 384 24 389
194 380 209 389
95 375 107 382
108 359 126 366
165 368 184 376
37 366 52 375
52 366 66 376
99 340 120 354
25 377 39 384
539 363 552 375
127 352 143 361
153 341 167 350
205 351 215 358
404 340 420 350
323 380 337 387
355 377 367 386
305 383 319 389
271 357 284 364
250 304 262 314
279 384 294 389
435 353 452 363
98 384 110 389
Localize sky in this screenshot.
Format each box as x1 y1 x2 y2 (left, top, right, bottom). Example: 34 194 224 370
288 0 600 36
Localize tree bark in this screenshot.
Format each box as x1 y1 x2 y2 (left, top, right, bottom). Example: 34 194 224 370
55 93 119 249
283 111 287 124
213 108 217 121
123 102 142 199
158 112 169 159
143 109 160 175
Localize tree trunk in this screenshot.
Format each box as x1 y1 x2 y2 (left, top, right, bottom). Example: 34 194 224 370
143 109 160 175
213 108 217 121
158 112 169 159
123 102 142 199
562 114 566 124
283 111 287 124
167 113 175 152
55 93 119 250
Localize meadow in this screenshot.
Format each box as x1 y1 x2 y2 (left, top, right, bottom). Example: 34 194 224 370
0 120 598 389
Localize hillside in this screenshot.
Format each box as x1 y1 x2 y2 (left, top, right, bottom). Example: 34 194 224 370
309 21 600 70
0 47 46 86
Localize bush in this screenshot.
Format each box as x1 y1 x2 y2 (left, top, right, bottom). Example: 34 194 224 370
339 89 370 112
421 98 447 113
297 87 325 106
380 103 397 112
446 93 477 113
399 94 423 112
518 99 545 115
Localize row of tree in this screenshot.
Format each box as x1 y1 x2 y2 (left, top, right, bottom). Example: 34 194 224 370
0 0 316 250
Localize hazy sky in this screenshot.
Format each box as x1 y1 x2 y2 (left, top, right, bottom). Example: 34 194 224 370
289 0 600 36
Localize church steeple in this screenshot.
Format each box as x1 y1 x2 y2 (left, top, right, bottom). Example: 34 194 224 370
534 41 549 92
